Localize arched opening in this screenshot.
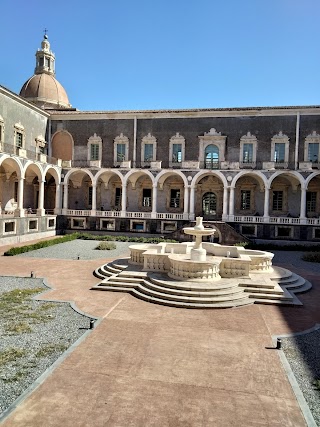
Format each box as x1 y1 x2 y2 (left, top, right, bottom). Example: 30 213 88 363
202 192 217 219
205 145 219 169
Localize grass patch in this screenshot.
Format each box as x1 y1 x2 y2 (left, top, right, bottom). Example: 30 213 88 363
301 252 320 263
95 242 116 250
0 348 26 367
35 344 68 358
0 287 56 332
3 371 28 383
4 322 32 334
314 379 320 390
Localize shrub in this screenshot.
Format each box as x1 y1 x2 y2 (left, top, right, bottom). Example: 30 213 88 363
301 252 320 263
4 233 79 256
95 242 116 250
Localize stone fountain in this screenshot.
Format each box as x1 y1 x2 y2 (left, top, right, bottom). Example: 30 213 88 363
92 216 312 308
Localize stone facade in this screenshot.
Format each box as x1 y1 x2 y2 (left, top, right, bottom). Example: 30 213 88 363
1 35 320 245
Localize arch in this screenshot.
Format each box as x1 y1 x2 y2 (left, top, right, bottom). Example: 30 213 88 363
0 155 23 178
43 165 61 185
51 130 74 161
192 170 228 188
95 168 125 186
24 162 43 180
155 170 188 188
267 170 305 187
231 170 268 190
64 168 95 185
305 171 320 188
124 169 155 187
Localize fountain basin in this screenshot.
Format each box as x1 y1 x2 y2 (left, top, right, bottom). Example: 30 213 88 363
168 253 221 281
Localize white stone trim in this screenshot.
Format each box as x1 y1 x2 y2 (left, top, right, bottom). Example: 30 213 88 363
14 122 25 152
87 133 102 165
199 128 226 168
47 217 56 229
114 133 129 165
27 218 38 232
239 132 257 167
141 133 157 166
304 131 320 163
271 131 289 164
100 218 115 230
3 219 16 235
169 132 185 166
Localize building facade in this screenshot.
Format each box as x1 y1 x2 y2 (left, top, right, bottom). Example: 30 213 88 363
1 35 320 244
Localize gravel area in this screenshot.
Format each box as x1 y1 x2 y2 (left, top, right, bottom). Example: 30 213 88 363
15 239 132 260
0 276 92 418
281 330 320 426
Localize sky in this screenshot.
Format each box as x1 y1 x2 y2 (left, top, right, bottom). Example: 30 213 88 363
1 0 320 111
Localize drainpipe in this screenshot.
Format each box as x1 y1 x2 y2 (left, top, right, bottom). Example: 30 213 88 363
133 116 137 168
294 112 300 170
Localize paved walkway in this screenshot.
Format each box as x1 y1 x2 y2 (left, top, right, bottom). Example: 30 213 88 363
0 240 320 426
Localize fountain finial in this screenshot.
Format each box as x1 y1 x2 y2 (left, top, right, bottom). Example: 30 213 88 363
194 216 204 230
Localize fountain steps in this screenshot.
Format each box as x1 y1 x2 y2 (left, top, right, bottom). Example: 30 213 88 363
92 261 310 308
102 277 246 298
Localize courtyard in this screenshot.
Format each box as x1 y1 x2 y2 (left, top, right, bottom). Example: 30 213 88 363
0 238 319 426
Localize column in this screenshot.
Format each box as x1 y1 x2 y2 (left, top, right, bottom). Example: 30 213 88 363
300 185 306 219
152 184 157 218
229 186 235 217
189 186 195 220
183 185 189 218
62 182 68 214
263 186 270 219
91 183 97 215
222 186 228 220
54 183 61 214
121 184 127 217
15 177 25 217
37 179 45 216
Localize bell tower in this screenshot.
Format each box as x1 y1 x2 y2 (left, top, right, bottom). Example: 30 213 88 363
35 32 55 75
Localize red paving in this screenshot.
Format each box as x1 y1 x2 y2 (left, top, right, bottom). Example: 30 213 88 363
0 239 319 426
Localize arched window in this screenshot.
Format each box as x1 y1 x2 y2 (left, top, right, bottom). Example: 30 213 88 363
204 145 219 169
202 192 217 216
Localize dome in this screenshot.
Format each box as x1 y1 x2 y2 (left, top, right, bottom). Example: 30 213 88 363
19 34 72 110
20 73 71 109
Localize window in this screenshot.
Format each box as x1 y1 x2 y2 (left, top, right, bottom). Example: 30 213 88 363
243 144 253 163
142 189 152 207
172 144 182 163
117 144 126 161
274 143 285 163
114 133 129 164
304 132 320 165
144 144 153 162
115 188 122 208
205 145 219 169
308 143 319 163
16 132 23 148
240 132 257 166
272 191 283 211
141 133 156 164
169 133 185 166
14 123 25 152
87 134 102 164
170 189 180 208
240 225 256 236
90 144 99 160
306 192 317 213
240 190 251 210
271 132 289 166
276 226 292 238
